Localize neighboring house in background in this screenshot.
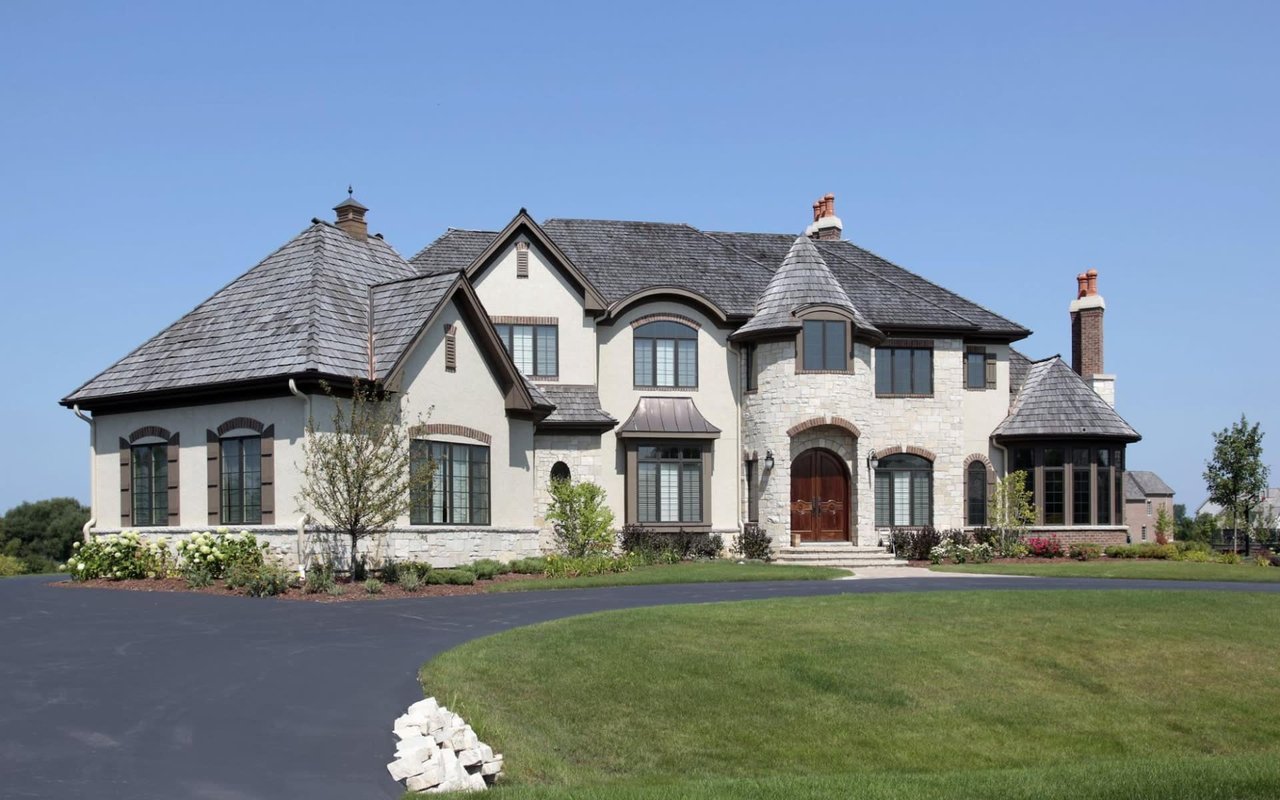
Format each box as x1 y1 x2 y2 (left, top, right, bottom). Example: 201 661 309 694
1123 471 1175 543
60 192 1142 568
1197 488 1280 530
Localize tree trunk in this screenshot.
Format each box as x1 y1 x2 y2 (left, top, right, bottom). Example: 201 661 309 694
350 533 359 577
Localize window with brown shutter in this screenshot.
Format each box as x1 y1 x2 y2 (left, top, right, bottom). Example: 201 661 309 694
444 324 457 372
207 419 275 525
515 241 529 279
965 346 996 390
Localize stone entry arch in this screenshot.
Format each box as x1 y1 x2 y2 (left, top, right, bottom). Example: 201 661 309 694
790 448 849 542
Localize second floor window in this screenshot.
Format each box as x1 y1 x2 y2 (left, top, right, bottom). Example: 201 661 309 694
634 320 697 388
875 346 933 396
131 443 168 527
495 323 557 378
220 436 261 525
966 347 996 390
801 319 848 371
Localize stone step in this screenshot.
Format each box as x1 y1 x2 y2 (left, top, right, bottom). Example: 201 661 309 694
776 545 890 554
775 558 908 568
776 548 897 558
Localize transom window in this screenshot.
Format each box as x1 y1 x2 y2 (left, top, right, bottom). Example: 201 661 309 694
875 346 933 396
410 440 491 525
634 321 697 388
875 454 933 527
637 445 703 524
495 323 557 378
220 436 262 525
801 319 848 371
131 443 168 527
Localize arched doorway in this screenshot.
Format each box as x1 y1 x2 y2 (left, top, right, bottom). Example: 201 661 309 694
790 449 849 542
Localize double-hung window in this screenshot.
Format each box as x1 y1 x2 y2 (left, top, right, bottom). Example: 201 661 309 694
636 445 703 524
875 454 932 527
634 321 697 388
131 443 168 527
220 436 262 524
801 319 848 371
410 440 491 525
875 346 933 395
494 323 557 378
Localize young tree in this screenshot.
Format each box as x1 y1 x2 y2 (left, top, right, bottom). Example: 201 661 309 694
545 478 616 557
990 469 1036 548
1203 415 1270 553
1154 505 1173 545
297 382 432 573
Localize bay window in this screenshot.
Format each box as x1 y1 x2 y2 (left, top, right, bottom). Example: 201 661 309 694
636 445 703 524
1007 443 1125 526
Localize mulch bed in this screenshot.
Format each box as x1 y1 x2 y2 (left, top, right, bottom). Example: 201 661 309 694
52 572 543 601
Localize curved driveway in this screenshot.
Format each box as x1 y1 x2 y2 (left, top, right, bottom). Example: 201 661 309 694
3 574 1277 799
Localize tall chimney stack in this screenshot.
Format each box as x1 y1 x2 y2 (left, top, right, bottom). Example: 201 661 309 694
1069 268 1115 406
806 193 843 241
334 187 369 240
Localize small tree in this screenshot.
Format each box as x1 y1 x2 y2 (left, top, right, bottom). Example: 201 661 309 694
1154 505 1173 545
990 469 1036 552
1203 415 1270 553
545 478 615 557
297 382 432 573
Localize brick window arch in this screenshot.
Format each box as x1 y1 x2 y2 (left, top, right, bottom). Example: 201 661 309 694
206 418 274 525
119 428 180 528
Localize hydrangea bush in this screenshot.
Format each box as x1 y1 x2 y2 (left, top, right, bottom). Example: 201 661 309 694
64 529 268 582
175 530 267 579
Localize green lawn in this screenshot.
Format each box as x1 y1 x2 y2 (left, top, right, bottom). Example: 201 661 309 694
932 559 1280 582
487 561 848 592
414 591 1280 799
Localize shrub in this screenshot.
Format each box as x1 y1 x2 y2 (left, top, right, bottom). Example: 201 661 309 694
396 561 433 582
1181 549 1211 563
469 559 506 580
621 525 723 561
65 531 170 580
732 523 773 562
1217 551 1243 565
1176 540 1212 555
546 479 616 557
930 541 994 564
427 568 476 586
0 554 26 577
508 557 548 574
352 556 369 582
304 562 338 594
1026 536 1065 558
378 560 402 584
1253 555 1272 568
544 553 636 579
1105 544 1136 559
226 561 292 597
363 578 383 594
892 527 943 560
1005 541 1030 559
400 570 422 591
1070 543 1102 561
184 567 213 589
175 530 267 580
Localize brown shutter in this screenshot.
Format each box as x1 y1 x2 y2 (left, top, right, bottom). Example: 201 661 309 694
445 324 457 372
985 352 997 390
119 438 132 526
516 241 529 278
260 425 275 524
167 432 181 525
206 430 221 526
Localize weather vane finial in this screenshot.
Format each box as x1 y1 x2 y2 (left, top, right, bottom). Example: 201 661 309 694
347 185 354 198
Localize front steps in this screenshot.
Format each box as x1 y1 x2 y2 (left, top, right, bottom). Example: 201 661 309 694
774 543 908 569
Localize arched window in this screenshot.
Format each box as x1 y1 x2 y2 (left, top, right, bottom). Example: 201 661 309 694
550 461 571 483
634 321 697 388
875 454 932 528
966 461 988 526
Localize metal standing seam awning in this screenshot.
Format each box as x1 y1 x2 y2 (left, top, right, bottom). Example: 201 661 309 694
616 396 721 439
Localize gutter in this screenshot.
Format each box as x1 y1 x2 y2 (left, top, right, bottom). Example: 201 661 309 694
72 405 96 540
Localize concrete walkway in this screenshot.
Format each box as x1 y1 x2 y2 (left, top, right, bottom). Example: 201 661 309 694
3 573 1277 800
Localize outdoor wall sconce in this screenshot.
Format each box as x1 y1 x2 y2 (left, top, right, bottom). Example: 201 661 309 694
763 450 775 471
866 448 879 472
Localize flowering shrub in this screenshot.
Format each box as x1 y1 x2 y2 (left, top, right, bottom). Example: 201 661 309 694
64 531 174 580
1026 536 1065 558
175 530 267 579
929 541 994 565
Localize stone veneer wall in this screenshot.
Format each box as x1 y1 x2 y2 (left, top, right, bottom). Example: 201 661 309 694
532 433 607 551
1028 527 1130 547
742 337 968 546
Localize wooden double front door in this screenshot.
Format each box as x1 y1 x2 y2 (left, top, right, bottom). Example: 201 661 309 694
790 449 850 542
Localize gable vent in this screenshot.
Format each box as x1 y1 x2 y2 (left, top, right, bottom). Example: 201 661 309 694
444 324 457 372
516 241 529 279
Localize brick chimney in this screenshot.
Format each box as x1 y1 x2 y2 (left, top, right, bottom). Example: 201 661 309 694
334 187 369 240
805 193 843 241
1069 268 1115 406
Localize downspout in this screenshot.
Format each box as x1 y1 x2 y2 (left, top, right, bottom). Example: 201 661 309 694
72 405 96 541
289 380 311 578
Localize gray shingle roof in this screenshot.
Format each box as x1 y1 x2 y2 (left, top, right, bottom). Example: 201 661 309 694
64 222 415 403
1009 348 1032 395
411 229 495 275
536 384 616 428
734 236 881 339
993 356 1140 441
1125 471 1175 500
370 272 459 380
616 397 721 438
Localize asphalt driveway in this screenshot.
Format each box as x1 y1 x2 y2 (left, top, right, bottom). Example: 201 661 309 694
3 573 1277 800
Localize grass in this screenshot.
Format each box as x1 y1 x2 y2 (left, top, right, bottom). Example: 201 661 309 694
487 561 848 592
414 591 1280 799
932 559 1280 582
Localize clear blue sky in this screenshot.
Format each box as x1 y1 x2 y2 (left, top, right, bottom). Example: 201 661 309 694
1 1 1276 513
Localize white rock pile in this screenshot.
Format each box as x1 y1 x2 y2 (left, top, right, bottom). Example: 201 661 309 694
387 697 504 793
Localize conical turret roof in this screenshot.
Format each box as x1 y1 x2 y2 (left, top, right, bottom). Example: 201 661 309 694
732 235 881 339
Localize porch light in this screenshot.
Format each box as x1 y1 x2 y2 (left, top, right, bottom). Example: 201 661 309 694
764 450 775 471
867 449 879 471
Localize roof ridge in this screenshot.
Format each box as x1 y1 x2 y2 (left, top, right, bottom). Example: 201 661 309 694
543 217 696 228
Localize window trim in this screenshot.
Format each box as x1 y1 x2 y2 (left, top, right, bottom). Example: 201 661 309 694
205 420 274 526
130 441 169 527
633 320 699 389
409 439 492 526
624 441 712 530
875 343 935 397
796 313 853 374
494 322 559 379
1009 442 1126 527
964 458 992 527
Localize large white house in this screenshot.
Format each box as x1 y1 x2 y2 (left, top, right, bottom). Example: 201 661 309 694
62 193 1140 567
